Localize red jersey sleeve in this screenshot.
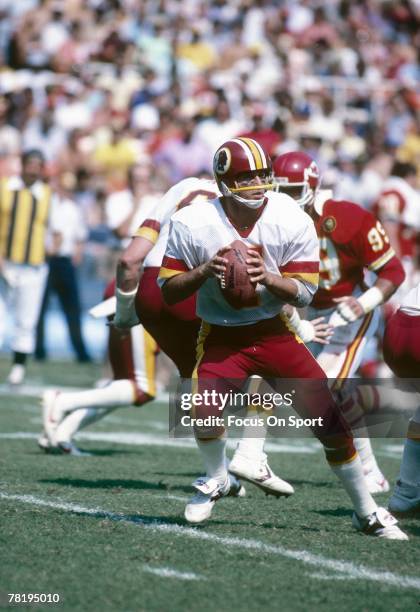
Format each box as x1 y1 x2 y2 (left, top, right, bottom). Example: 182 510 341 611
355 210 396 272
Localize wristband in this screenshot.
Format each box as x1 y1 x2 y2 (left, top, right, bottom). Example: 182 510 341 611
287 308 315 343
357 287 384 314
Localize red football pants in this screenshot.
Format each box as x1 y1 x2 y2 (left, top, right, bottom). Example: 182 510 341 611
194 318 355 463
383 309 420 382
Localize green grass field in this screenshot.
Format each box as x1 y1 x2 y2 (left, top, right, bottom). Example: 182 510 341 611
0 356 419 612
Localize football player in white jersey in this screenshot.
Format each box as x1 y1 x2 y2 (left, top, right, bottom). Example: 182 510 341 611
158 136 407 538
39 164 163 454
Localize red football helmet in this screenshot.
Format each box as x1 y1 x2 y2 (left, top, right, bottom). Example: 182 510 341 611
272 151 320 208
213 137 273 208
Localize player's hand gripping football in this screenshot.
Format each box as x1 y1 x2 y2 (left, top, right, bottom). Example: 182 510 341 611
245 249 269 285
202 247 230 284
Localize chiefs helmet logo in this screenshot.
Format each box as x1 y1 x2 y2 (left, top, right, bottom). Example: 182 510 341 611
306 161 320 180
214 148 231 175
323 216 336 233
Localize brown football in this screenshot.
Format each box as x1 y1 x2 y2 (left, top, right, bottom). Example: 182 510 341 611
220 240 258 309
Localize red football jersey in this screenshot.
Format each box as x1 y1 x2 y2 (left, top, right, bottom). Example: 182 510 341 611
312 199 395 309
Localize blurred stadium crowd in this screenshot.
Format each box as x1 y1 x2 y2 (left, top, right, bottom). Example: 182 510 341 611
0 0 418 364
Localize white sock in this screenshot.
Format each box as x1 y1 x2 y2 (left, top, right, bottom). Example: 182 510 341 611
234 436 266 461
330 454 377 517
399 439 420 487
353 437 379 473
196 437 228 487
55 406 117 444
56 380 136 414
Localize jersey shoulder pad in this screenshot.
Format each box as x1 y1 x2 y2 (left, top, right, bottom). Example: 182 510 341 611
320 199 370 243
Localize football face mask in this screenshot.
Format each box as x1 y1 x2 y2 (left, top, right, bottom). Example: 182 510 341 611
272 151 320 209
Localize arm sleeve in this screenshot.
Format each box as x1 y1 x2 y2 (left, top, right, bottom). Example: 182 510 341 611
157 219 198 287
355 211 396 273
134 178 219 245
279 219 320 305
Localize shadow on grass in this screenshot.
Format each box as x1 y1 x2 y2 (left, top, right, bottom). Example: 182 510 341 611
39 478 195 494
31 449 137 457
289 478 335 489
150 471 202 478
403 523 420 537
310 507 351 518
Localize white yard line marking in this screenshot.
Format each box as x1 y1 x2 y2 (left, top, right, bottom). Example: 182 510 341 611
0 491 418 592
143 566 202 580
157 494 188 502
0 432 317 453
0 384 169 402
0 432 403 460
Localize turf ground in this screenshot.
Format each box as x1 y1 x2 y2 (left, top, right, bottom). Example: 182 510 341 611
0 356 419 612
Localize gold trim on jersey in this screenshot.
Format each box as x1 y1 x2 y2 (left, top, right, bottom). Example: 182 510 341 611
368 247 395 272
158 267 185 280
0 179 51 265
282 271 319 286
135 226 159 244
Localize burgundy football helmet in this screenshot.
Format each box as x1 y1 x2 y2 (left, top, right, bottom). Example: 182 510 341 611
272 151 320 208
213 137 273 208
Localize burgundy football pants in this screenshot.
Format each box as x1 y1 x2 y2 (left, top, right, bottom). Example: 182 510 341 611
194 317 356 463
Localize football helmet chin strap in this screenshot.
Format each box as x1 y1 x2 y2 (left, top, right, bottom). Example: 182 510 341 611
220 181 271 209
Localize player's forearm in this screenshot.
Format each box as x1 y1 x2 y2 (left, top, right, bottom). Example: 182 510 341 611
161 266 208 305
264 274 312 307
117 237 154 291
372 278 398 303
116 257 141 292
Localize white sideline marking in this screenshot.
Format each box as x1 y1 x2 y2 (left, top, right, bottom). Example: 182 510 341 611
0 432 318 454
143 566 202 581
381 444 404 454
308 572 358 581
1 492 419 592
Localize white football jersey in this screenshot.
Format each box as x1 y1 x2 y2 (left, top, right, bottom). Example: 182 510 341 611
105 189 162 247
400 281 420 316
135 177 219 267
159 192 319 326
378 176 420 229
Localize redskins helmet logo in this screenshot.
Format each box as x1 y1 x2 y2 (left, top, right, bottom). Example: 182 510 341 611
214 147 231 175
